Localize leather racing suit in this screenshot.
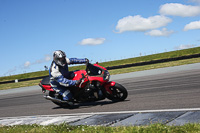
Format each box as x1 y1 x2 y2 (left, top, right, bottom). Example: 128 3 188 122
49 58 87 101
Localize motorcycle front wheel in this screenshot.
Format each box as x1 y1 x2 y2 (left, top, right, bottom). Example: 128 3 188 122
105 83 128 102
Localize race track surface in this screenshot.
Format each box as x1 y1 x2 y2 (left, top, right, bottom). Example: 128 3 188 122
0 63 200 126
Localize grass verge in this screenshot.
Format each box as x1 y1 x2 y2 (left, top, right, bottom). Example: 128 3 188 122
0 47 200 90
0 57 200 90
109 57 200 75
1 123 200 133
0 79 41 90
1 47 200 82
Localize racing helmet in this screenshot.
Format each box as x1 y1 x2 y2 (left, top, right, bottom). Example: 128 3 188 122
53 50 67 67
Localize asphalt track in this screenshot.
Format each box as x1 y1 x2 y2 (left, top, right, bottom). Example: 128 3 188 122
0 63 200 126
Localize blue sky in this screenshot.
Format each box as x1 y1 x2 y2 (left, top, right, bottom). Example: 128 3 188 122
0 0 200 77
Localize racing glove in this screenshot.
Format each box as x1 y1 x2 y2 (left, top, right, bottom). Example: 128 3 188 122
75 76 85 85
75 79 82 85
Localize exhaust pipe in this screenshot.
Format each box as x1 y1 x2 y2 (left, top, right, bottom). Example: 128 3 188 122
44 95 68 103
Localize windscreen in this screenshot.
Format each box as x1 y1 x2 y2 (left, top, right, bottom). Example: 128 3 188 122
86 63 104 76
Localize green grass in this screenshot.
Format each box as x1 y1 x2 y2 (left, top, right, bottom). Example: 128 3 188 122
109 57 200 75
98 46 200 68
0 47 200 90
0 70 49 82
1 57 200 90
1 123 200 133
0 79 41 90
1 47 200 82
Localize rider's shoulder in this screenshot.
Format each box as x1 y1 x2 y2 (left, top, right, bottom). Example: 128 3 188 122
51 61 59 69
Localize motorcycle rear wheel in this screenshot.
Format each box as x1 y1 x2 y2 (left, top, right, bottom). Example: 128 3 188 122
105 83 128 101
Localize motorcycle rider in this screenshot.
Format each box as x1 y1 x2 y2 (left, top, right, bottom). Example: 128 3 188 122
49 50 88 102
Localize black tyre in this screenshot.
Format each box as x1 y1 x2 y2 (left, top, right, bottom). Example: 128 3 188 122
105 83 128 101
49 91 70 107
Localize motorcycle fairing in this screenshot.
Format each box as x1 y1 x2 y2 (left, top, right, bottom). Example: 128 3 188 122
72 70 87 80
39 82 54 91
103 81 116 94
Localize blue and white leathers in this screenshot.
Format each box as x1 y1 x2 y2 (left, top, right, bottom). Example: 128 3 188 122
49 58 87 100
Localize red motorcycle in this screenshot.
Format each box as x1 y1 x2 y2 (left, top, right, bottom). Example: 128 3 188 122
39 63 128 107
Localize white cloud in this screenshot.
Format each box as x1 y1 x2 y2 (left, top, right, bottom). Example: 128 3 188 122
3 54 52 76
45 55 51 61
115 15 172 33
79 38 106 45
24 54 52 68
3 67 17 76
174 44 196 50
24 61 31 68
145 28 174 37
159 3 200 17
184 20 200 31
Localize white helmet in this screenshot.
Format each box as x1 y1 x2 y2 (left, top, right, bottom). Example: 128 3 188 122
53 50 67 67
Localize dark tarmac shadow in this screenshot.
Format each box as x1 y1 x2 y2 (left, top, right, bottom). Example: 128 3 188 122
52 100 129 110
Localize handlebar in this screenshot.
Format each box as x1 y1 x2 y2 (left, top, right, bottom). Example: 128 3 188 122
78 73 88 88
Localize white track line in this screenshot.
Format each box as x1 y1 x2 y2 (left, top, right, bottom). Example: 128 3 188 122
1 108 200 120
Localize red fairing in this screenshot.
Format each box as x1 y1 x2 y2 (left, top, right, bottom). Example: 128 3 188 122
72 70 88 88
94 63 107 70
104 81 116 94
88 76 105 83
42 84 54 91
87 63 108 83
72 70 87 80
